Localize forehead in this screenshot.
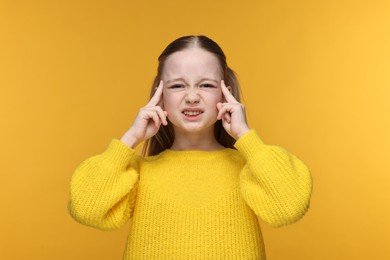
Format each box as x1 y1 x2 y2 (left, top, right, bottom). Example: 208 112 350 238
162 48 222 78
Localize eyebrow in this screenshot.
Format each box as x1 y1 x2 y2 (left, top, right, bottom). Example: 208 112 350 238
166 78 219 85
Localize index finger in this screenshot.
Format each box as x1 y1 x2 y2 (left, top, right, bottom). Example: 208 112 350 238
221 80 238 103
147 80 164 107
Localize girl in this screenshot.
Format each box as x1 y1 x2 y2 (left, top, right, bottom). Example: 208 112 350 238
68 35 313 259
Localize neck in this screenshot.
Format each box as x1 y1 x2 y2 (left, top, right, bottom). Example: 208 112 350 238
170 127 225 151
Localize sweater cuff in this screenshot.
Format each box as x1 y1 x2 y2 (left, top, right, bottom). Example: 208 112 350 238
101 139 137 170
233 129 268 160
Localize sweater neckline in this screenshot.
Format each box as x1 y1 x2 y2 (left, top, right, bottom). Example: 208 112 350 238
159 147 235 160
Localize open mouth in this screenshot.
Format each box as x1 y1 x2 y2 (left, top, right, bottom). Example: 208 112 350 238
182 109 204 117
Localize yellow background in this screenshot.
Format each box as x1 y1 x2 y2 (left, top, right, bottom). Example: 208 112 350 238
1 0 389 259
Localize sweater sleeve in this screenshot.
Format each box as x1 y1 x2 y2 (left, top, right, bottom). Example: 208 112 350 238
234 129 313 228
68 139 140 231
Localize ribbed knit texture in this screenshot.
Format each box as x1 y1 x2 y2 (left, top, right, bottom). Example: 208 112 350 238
68 129 312 259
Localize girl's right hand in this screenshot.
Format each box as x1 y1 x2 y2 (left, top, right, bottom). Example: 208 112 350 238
120 80 168 148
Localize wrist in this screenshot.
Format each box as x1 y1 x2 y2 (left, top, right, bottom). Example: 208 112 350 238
236 128 250 140
120 130 139 149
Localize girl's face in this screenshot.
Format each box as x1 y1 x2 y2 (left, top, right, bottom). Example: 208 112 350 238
161 47 223 135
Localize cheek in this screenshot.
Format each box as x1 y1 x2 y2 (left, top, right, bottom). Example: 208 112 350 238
205 93 222 111
210 91 223 104
162 96 170 111
215 89 223 102
162 92 179 111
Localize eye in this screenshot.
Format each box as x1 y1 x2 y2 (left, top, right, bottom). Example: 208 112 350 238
200 84 215 88
169 84 184 89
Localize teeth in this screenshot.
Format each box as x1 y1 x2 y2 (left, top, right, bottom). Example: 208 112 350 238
184 111 202 116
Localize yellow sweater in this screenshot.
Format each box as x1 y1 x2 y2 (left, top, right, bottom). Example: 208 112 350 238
68 129 312 259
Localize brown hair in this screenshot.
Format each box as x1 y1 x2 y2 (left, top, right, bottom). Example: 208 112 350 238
142 35 243 156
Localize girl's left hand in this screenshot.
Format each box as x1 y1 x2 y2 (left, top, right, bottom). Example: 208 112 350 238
216 80 250 140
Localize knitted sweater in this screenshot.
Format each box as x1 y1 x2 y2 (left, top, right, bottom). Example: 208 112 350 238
68 129 312 259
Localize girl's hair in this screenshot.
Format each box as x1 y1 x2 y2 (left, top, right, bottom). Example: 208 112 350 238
142 35 242 156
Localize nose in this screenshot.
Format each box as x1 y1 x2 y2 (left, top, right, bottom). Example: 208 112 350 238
184 88 200 103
